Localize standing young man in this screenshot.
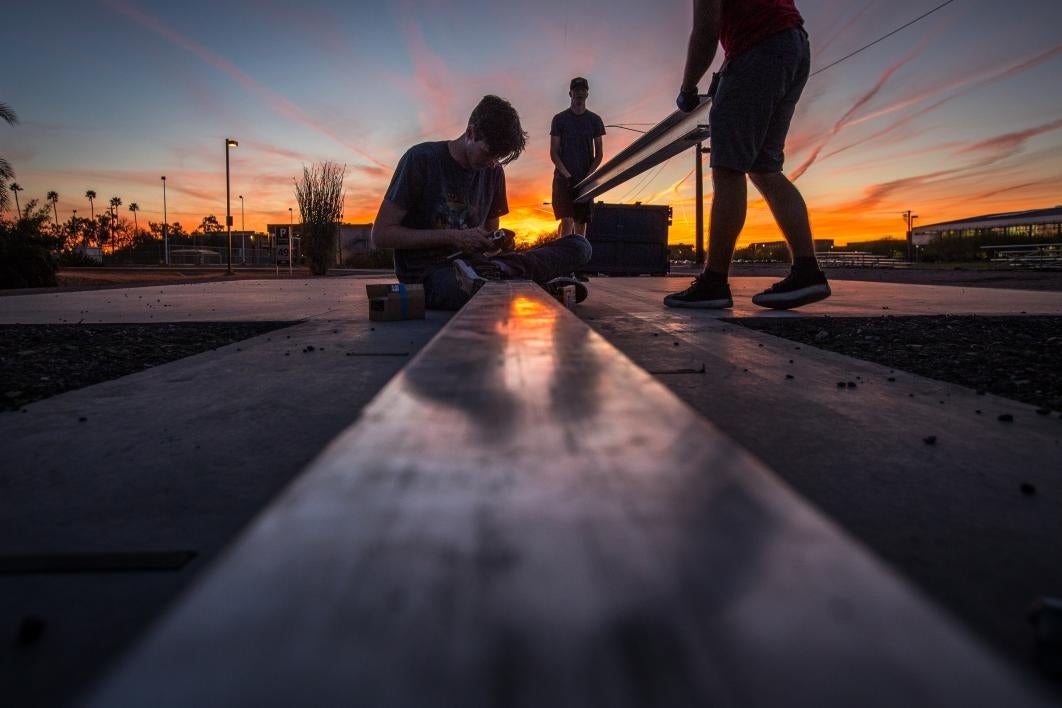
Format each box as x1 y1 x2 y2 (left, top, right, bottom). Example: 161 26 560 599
372 95 591 310
664 0 830 310
550 77 606 237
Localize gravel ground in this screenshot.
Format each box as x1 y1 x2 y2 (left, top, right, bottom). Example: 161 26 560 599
0 322 294 412
731 315 1062 414
2 267 1061 413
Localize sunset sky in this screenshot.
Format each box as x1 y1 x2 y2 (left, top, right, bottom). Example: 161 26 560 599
3 0 1060 246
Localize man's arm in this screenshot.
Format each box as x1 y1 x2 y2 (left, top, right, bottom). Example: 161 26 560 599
681 0 722 93
550 135 571 179
590 136 604 173
371 198 492 253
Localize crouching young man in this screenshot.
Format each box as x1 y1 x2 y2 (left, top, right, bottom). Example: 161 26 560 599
372 95 592 311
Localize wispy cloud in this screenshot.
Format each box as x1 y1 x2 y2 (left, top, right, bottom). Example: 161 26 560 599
957 117 1062 155
101 0 388 170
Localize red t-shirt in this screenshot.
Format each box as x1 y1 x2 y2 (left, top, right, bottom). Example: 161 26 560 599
721 0 804 58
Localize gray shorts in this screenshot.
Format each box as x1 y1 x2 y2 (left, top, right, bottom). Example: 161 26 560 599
709 27 810 173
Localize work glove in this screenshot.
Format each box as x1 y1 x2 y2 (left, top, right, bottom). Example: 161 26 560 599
676 87 700 113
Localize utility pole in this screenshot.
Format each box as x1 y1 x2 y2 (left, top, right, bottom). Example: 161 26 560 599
902 210 918 261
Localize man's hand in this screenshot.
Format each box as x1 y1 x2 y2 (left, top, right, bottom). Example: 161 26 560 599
451 227 494 254
676 87 700 113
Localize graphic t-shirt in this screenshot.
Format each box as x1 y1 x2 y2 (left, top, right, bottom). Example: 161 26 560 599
721 0 803 58
384 141 508 282
550 109 606 181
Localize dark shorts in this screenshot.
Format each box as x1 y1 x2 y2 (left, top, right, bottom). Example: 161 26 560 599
552 174 592 223
710 26 810 174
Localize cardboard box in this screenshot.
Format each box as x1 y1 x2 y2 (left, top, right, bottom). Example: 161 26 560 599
366 283 425 321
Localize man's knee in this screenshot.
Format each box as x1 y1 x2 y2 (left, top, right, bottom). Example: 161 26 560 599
562 233 593 266
749 170 788 192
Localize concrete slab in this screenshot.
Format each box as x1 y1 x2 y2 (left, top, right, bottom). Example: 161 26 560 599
0 277 450 707
3 274 1061 704
0 277 378 324
579 277 1062 684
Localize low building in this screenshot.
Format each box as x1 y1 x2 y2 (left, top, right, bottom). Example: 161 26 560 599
913 206 1062 245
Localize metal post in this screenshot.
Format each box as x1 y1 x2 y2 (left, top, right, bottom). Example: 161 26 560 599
695 141 705 265
225 139 235 274
288 208 294 276
239 195 245 265
162 176 168 265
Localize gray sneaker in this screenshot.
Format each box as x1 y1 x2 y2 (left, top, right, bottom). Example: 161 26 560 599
453 258 502 297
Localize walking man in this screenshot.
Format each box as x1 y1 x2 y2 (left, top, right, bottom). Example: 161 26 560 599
664 0 830 310
550 77 606 237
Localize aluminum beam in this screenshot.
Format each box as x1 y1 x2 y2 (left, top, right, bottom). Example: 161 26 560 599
574 97 711 203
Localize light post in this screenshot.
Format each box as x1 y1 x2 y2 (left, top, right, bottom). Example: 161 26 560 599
225 138 238 275
902 210 918 262
239 194 245 265
161 176 168 265
288 207 293 276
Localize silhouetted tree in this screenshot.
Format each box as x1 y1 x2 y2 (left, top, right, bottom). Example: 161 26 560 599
9 182 23 217
129 202 140 240
85 189 96 221
0 102 16 214
47 190 59 229
294 161 346 275
109 196 122 254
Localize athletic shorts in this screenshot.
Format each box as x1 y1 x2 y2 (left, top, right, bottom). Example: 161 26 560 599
552 174 592 223
709 26 810 173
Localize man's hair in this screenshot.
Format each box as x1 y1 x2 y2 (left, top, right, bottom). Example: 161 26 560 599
468 95 527 166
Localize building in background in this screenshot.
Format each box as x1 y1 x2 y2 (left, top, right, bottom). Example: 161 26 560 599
912 206 1062 262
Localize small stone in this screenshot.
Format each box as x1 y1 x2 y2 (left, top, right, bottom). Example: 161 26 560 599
789 359 794 364
78 416 87 423
786 374 794 380
846 382 857 389
887 377 896 382
837 382 845 388
976 410 982 415
1020 483 1036 496
815 330 828 341
673 341 680 347
923 435 937 445
998 414 1014 423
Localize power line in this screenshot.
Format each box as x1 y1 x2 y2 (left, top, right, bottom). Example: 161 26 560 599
811 0 958 78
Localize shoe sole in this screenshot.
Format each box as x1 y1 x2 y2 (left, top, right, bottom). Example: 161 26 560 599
544 278 588 303
663 296 733 309
752 284 831 310
453 259 487 297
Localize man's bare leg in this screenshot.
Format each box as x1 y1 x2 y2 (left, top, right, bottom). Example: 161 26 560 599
705 166 748 277
749 171 814 260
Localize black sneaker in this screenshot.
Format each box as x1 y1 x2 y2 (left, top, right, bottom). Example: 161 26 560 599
544 276 588 304
752 268 831 309
663 274 733 309
453 258 501 297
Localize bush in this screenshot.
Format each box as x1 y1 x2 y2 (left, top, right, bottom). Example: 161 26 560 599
58 250 102 267
294 162 346 276
0 204 60 289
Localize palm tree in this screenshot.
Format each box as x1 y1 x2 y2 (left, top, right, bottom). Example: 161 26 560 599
129 202 140 242
47 190 59 228
1 102 17 214
85 189 96 221
9 182 23 217
109 196 122 253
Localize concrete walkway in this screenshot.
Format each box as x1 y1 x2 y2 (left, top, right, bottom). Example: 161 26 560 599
1 274 1061 705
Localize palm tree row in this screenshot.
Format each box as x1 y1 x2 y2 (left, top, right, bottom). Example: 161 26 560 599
1 101 16 214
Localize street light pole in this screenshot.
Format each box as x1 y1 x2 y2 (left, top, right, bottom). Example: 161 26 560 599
225 138 238 274
239 194 245 264
161 176 168 265
288 207 293 276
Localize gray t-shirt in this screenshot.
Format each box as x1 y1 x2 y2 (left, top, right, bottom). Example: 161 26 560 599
550 109 606 180
384 141 508 283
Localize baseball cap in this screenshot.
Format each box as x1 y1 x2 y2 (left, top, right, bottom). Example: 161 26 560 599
570 77 589 90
